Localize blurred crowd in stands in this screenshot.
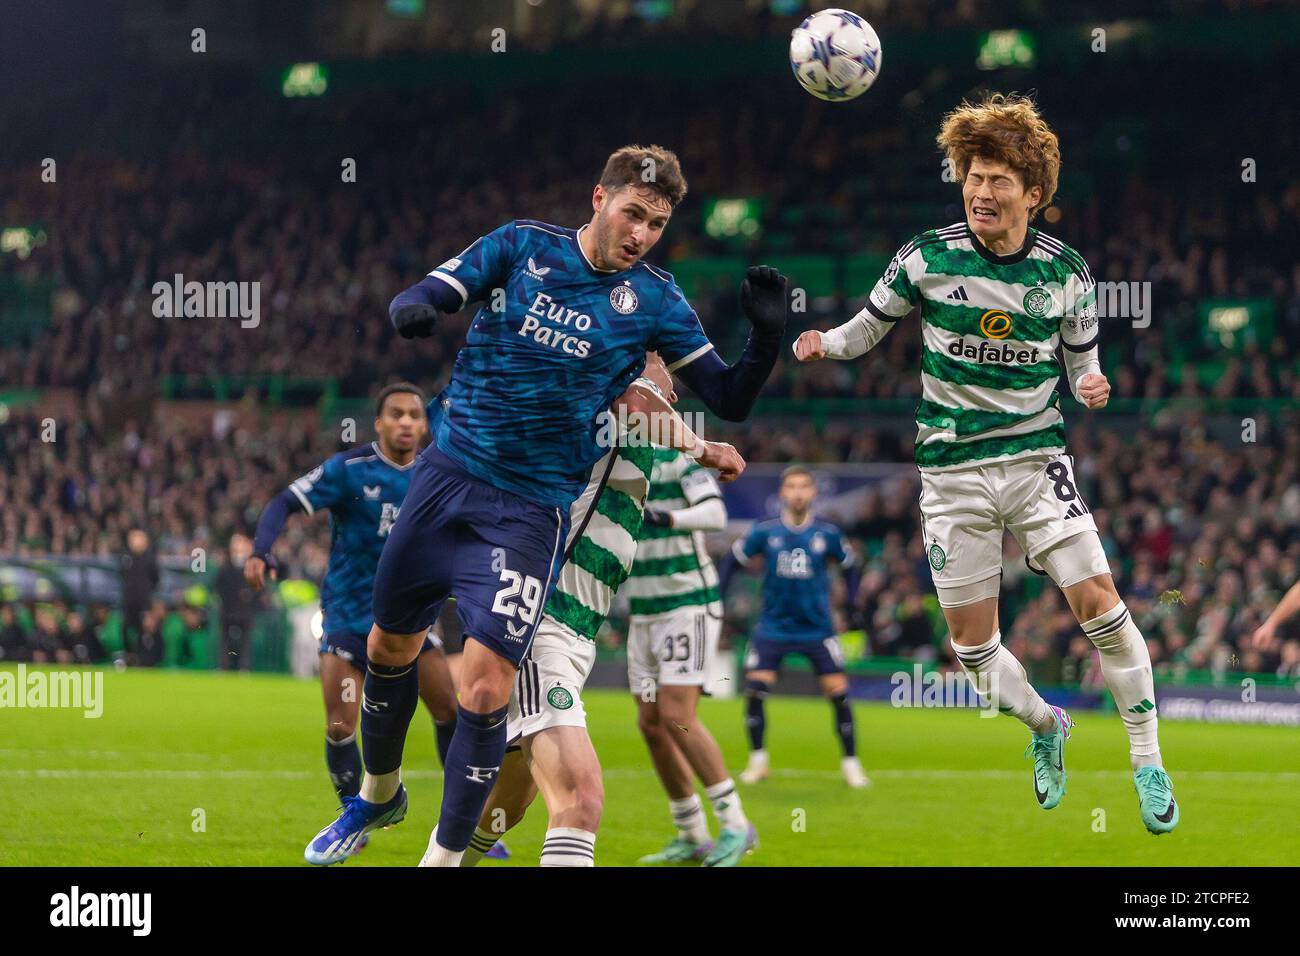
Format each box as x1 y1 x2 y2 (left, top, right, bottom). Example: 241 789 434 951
3 50 1298 404
2 400 1297 680
2 12 1297 682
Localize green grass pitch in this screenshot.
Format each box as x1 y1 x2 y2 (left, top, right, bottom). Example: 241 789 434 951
3 666 1297 867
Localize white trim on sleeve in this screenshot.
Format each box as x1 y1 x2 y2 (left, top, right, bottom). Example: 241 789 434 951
666 343 714 373
427 270 468 308
288 484 315 516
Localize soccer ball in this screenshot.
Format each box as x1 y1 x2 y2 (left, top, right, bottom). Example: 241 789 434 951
789 8 882 102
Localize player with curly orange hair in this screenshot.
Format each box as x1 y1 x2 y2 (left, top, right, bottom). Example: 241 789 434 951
794 93 1178 835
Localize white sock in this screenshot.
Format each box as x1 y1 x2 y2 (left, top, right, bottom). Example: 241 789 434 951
704 779 748 832
669 794 711 844
359 769 401 803
1082 601 1162 769
952 631 1055 735
460 827 499 868
747 749 769 768
540 827 595 867
419 826 464 868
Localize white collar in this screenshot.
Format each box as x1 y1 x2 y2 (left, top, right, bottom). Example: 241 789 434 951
781 512 815 533
372 441 417 471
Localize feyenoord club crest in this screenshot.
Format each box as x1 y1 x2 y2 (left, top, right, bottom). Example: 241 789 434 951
609 284 638 314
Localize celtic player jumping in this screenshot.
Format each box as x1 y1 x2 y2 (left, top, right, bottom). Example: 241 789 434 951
794 93 1178 834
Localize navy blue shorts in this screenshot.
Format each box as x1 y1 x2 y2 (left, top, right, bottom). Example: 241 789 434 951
372 447 568 667
319 630 439 668
745 636 846 676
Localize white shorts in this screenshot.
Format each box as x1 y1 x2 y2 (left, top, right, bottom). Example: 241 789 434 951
506 617 597 746
626 608 721 698
919 454 1103 600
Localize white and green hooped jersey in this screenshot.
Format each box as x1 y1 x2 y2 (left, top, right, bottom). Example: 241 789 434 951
541 440 656 642
831 222 1099 471
625 448 724 619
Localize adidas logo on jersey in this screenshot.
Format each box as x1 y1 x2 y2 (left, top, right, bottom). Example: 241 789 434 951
946 285 970 301
525 257 551 281
948 337 1041 365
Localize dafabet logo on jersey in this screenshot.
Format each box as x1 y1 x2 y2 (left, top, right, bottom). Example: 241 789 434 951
948 337 1042 365
978 309 1014 339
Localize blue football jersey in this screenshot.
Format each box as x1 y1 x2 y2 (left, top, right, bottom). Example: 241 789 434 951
735 517 852 642
425 220 713 511
287 443 417 636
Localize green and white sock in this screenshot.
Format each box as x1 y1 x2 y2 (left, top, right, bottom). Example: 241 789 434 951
704 778 748 832
669 794 711 844
540 827 595 867
1083 601 1162 769
460 827 499 868
953 631 1055 735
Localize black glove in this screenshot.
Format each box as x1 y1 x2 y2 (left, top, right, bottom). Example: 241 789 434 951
739 265 788 338
641 508 674 529
392 303 439 339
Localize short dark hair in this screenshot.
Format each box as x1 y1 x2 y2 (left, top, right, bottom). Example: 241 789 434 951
375 381 425 417
599 144 688 208
780 465 815 484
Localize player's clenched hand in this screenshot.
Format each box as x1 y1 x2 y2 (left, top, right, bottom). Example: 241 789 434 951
1078 373 1110 409
245 554 276 591
698 441 745 482
793 330 826 362
739 265 788 337
392 303 438 339
1251 620 1277 651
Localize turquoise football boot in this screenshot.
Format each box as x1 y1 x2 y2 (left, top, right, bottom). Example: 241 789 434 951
1025 705 1073 810
1134 766 1180 834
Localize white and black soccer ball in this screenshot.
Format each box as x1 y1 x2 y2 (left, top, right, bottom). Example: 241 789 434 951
789 8 882 102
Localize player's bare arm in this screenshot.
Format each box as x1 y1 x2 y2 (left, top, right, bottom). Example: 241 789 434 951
615 382 745 482
1253 580 1300 649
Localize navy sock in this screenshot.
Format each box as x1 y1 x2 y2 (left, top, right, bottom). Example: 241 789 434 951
436 703 508 852
325 734 362 800
830 693 856 757
744 679 769 751
434 718 456 768
359 660 420 776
